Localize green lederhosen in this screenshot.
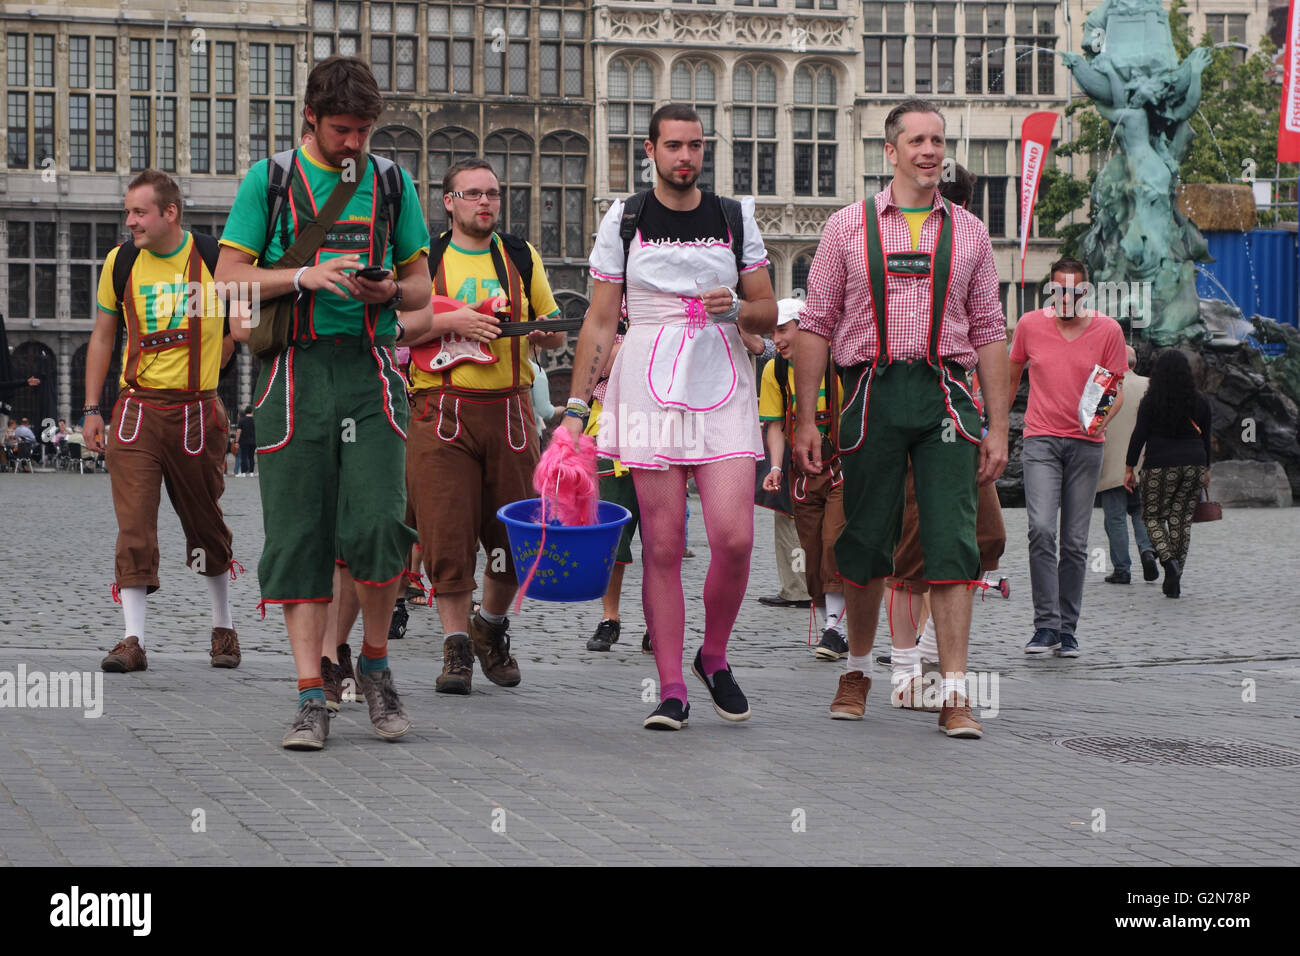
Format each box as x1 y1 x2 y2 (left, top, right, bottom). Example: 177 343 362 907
834 196 982 586
254 334 416 602
597 457 641 564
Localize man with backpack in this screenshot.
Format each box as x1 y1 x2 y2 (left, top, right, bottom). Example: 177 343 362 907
83 169 241 676
400 157 565 696
216 56 431 750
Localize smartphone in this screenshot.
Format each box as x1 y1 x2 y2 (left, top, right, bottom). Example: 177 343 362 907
355 266 390 281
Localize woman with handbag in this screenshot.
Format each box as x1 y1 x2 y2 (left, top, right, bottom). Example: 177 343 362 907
1123 350 1212 597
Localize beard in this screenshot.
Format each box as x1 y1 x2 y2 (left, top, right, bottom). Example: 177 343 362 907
456 211 497 239
657 161 700 192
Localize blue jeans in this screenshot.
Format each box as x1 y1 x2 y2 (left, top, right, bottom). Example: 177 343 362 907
1022 436 1106 635
1099 485 1152 574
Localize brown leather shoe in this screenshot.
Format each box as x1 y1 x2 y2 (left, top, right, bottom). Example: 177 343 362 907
829 670 870 719
435 634 474 695
469 612 521 687
101 636 148 673
209 627 241 668
891 673 941 712
938 695 984 739
321 657 342 713
336 643 360 703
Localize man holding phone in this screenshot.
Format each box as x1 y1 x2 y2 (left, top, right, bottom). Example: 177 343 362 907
216 56 431 751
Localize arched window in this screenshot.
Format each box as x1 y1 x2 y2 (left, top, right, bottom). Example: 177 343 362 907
486 130 534 239
372 126 420 184
540 132 588 258
607 56 655 193
427 127 479 236
792 254 813 298
793 64 837 197
732 61 778 195
669 59 717 190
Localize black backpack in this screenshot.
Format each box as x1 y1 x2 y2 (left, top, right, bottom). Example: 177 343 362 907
111 230 221 305
263 148 404 264
618 189 746 284
427 229 538 322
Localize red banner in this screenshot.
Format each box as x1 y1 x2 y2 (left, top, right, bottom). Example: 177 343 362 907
1280 0 1300 162
1018 111 1059 285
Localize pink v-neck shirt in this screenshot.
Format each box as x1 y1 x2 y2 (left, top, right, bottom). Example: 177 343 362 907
1009 308 1128 441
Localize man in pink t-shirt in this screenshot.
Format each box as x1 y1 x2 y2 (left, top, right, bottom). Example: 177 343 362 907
1008 257 1127 659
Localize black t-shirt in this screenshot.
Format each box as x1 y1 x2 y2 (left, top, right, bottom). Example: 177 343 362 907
237 415 256 447
637 191 730 246
1126 392 1212 468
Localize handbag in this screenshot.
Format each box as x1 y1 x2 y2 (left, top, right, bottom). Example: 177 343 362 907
1192 487 1222 523
249 159 366 359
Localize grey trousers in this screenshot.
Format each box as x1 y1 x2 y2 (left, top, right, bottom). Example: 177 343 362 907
774 511 811 602
1023 436 1106 634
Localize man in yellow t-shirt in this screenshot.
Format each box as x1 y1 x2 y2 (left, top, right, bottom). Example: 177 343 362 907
82 170 240 675
402 158 565 695
759 299 847 660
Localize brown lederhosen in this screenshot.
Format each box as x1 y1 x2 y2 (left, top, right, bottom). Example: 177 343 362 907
106 387 234 591
888 465 1005 594
405 384 539 596
791 461 845 602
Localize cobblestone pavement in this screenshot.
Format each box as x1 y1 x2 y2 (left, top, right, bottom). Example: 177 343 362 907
1 474 1297 865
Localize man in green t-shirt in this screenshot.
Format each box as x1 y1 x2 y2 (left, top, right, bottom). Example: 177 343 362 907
217 56 432 752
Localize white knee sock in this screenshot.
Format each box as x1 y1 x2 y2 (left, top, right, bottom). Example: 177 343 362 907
917 617 938 661
824 592 846 632
121 586 147 640
207 573 232 629
846 653 872 675
891 644 921 690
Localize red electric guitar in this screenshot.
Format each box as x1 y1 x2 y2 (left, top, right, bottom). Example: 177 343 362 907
409 295 585 373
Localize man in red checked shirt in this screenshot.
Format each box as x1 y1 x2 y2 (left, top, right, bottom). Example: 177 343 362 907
793 99 1010 740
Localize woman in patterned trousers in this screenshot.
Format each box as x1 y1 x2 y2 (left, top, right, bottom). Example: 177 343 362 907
1123 351 1212 598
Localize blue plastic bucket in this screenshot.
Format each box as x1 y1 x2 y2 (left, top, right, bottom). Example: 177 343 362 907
497 498 633 602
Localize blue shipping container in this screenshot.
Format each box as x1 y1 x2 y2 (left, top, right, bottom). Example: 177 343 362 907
1196 229 1298 327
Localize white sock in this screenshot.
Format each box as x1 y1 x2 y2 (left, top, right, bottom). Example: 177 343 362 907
891 644 921 690
120 586 147 640
846 653 872 675
206 572 232 629
479 608 505 625
917 617 938 661
824 592 846 632
940 675 967 703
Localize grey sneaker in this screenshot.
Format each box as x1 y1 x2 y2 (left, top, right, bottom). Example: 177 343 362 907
354 666 412 740
281 699 330 750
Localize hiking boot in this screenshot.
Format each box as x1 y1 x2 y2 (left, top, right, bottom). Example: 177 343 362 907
829 670 870 720
354 666 412 740
469 612 521 687
1140 549 1160 582
101 636 147 673
337 643 361 703
388 599 409 641
643 698 689 731
209 627 241 668
282 699 330 750
436 634 474 695
814 627 849 661
938 695 984 739
691 648 751 721
587 618 621 652
321 657 343 713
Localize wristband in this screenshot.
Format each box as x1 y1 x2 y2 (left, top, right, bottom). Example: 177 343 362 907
293 266 309 293
563 408 588 422
395 320 406 343
565 397 590 414
769 465 782 474
83 406 100 417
